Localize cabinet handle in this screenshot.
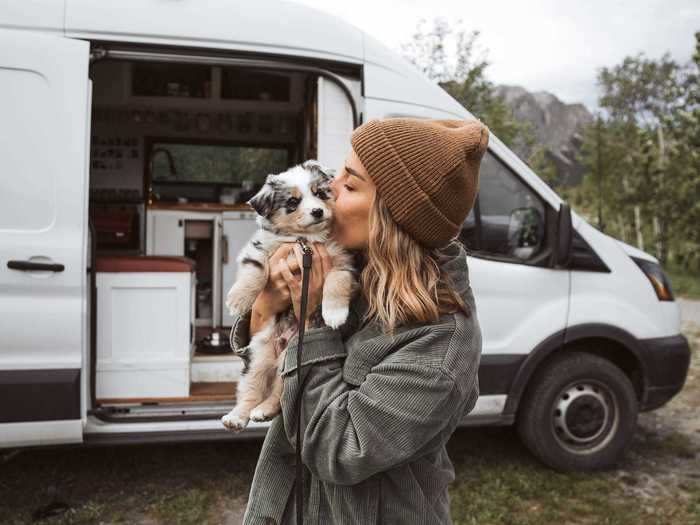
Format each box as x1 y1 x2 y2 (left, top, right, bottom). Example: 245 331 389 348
178 219 183 227
222 235 229 264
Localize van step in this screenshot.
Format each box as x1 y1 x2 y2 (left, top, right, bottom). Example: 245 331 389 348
89 399 237 421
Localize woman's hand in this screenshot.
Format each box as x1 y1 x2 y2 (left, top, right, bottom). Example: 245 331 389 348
278 242 332 329
250 244 296 336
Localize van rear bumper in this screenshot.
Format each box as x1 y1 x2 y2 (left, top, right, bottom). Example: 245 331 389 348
638 333 691 411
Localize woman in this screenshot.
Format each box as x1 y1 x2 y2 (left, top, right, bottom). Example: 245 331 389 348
232 117 489 524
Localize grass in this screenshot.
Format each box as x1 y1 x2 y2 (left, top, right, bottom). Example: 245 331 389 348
148 487 212 525
2 426 699 525
447 427 700 525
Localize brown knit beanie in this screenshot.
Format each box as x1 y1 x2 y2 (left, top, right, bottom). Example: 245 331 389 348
350 117 490 249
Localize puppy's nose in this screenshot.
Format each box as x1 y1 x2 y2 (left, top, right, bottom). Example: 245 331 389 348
311 208 324 219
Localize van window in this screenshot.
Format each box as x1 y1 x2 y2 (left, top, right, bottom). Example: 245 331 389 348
459 151 546 262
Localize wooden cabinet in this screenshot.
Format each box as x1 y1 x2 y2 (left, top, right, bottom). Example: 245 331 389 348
147 208 258 327
221 211 259 326
147 211 185 255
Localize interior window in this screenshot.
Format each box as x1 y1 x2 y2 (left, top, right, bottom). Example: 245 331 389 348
148 142 289 203
459 151 546 262
150 142 288 185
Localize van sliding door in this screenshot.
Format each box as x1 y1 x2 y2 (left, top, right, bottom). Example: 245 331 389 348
0 31 90 448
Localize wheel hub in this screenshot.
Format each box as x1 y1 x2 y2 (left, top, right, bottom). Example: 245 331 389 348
552 381 618 454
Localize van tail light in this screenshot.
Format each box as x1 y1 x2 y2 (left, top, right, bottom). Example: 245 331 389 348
631 256 675 301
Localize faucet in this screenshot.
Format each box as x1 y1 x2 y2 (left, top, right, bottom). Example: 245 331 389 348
147 147 177 205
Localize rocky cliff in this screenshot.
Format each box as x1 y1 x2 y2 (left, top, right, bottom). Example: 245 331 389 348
495 84 593 187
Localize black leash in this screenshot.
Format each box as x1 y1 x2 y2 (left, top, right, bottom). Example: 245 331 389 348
294 237 313 525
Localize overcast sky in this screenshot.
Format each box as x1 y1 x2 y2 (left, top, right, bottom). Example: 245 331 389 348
295 0 699 112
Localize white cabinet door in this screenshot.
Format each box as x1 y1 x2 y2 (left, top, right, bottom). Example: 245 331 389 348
147 211 185 256
221 212 259 326
0 31 90 448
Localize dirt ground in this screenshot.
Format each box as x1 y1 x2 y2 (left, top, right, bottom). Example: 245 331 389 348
1 303 699 525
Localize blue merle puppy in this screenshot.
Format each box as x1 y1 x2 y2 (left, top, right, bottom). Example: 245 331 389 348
221 160 358 432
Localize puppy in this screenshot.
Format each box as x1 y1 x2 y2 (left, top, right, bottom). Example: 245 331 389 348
221 160 358 432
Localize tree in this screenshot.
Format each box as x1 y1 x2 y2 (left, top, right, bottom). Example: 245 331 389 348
665 32 700 271
578 48 695 265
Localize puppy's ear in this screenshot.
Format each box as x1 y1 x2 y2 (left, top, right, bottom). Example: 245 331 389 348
303 159 336 181
247 182 276 219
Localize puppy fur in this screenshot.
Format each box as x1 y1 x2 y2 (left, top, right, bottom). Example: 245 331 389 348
221 160 358 432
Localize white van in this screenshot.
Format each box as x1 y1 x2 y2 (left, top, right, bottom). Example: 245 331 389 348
0 0 690 472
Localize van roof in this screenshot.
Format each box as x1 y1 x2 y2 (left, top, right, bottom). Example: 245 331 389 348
2 0 469 118
64 0 365 65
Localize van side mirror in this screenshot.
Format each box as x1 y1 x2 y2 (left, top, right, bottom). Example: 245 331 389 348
507 206 544 260
555 202 572 268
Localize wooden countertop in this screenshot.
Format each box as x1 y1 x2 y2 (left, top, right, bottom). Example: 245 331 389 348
147 202 254 212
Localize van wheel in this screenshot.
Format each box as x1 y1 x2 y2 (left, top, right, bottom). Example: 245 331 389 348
516 351 638 472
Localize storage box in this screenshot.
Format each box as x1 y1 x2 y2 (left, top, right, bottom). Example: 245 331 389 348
95 256 196 399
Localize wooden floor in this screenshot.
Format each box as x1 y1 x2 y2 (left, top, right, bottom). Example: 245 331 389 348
96 381 237 405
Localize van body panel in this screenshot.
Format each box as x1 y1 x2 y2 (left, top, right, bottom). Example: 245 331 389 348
468 255 570 357
2 420 82 449
614 237 658 263
364 97 466 121
659 301 683 335
0 30 90 447
64 0 364 64
568 220 674 338
0 0 65 33
362 33 470 118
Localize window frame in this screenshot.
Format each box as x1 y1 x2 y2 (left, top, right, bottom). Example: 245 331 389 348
462 148 557 269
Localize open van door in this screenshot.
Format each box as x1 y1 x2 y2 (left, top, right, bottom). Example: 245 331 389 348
0 31 90 448
316 76 358 169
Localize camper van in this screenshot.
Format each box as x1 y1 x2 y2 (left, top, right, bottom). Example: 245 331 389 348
0 0 691 472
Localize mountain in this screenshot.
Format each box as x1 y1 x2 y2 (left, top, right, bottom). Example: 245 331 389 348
494 84 594 187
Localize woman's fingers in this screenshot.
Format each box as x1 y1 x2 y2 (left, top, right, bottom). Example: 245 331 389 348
270 243 294 265
278 258 299 293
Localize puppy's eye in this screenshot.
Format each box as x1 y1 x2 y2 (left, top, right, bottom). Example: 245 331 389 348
314 190 328 200
284 197 301 213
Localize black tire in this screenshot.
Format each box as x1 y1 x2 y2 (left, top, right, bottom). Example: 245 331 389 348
516 351 638 472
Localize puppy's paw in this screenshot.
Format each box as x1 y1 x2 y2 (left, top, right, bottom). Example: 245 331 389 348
250 404 280 422
322 304 349 329
221 409 249 432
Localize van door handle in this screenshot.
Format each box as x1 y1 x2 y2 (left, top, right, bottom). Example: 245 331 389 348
7 260 65 272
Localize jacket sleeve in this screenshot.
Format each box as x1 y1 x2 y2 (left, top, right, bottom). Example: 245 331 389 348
229 310 252 353
279 325 464 486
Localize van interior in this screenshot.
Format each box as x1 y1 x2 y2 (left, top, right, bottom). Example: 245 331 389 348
87 49 348 422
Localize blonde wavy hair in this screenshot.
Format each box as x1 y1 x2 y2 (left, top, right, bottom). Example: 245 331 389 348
358 192 471 335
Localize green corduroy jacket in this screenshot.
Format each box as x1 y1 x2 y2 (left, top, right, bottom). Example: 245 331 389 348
230 240 482 524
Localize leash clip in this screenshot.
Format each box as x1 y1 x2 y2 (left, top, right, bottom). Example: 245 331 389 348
296 237 313 268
